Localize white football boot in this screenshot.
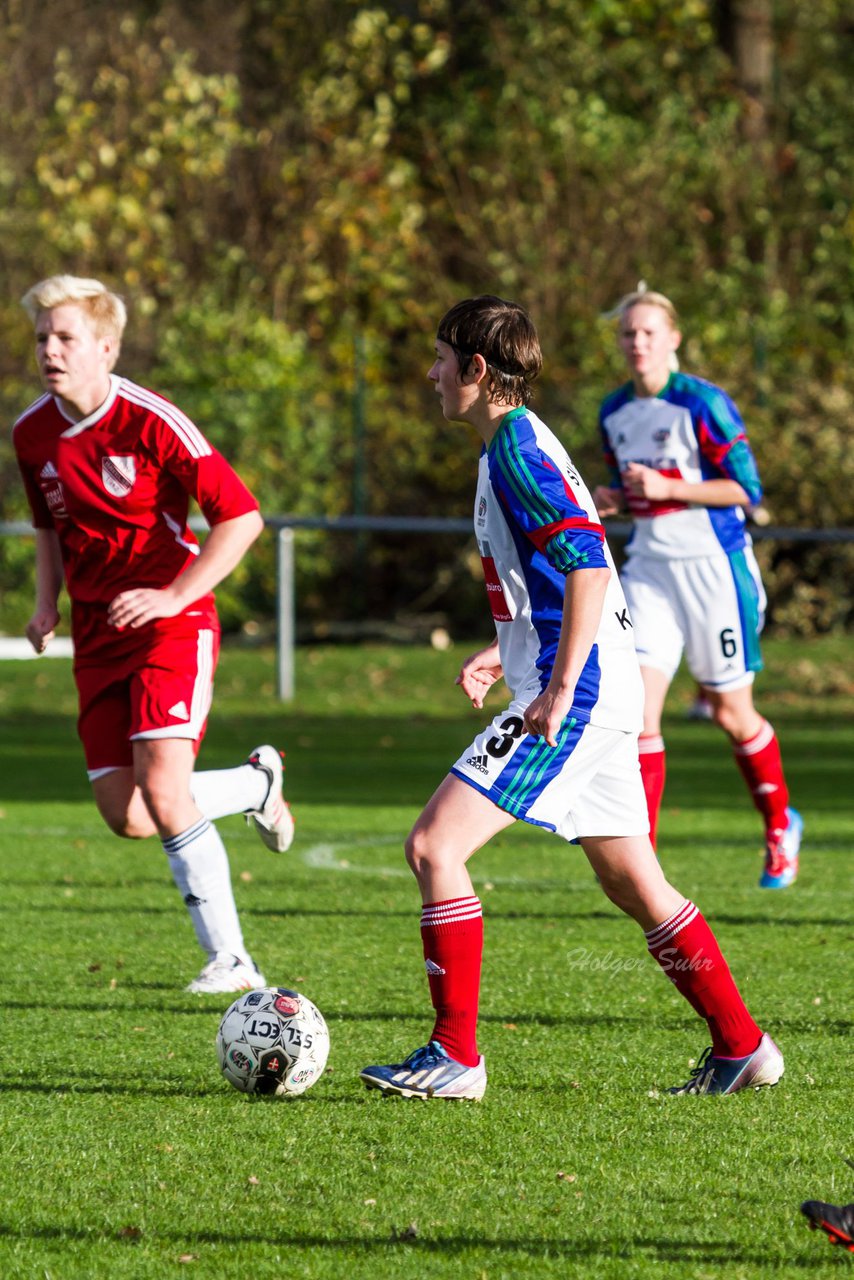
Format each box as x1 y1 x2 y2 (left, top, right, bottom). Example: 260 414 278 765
245 745 295 853
186 953 266 995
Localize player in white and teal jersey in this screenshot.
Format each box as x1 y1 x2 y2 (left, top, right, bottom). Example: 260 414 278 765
450 403 643 834
593 287 801 888
360 296 783 1102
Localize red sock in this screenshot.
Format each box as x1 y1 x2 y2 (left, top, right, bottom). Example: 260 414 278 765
732 720 789 835
420 896 483 1067
645 900 761 1058
638 735 666 849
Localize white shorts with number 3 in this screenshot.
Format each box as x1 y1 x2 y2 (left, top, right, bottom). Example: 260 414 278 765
451 699 648 843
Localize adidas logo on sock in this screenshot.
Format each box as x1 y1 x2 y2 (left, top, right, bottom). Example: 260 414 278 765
465 754 489 774
425 958 446 975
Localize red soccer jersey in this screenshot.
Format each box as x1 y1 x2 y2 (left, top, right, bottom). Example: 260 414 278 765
13 375 259 648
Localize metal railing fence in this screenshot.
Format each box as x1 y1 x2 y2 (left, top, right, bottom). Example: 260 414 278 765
2 516 852 699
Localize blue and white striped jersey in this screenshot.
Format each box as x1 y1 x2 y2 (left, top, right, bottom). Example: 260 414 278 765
475 406 643 733
599 372 763 559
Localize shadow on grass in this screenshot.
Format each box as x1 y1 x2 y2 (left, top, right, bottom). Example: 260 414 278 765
0 901 619 926
0 709 463 805
0 1079 222 1098
2 705 853 809
0 998 711 1043
0 997 237 1013
0 1220 822 1267
2 993 849 1039
4 894 852 932
0 999 682 1027
700 912 853 929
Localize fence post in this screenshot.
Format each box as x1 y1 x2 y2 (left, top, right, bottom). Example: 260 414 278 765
276 526 295 701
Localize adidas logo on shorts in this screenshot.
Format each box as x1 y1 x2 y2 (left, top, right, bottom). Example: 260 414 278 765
465 754 489 774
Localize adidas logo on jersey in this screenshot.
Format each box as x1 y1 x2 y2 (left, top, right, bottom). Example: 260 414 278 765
425 958 446 976
465 754 490 774
39 460 68 517
168 701 190 720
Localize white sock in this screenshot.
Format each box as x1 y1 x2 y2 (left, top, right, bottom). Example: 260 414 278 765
163 818 248 959
189 763 267 821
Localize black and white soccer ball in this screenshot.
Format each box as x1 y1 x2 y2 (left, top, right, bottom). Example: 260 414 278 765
216 987 330 1097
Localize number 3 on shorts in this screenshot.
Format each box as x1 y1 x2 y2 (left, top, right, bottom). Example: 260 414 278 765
486 714 525 759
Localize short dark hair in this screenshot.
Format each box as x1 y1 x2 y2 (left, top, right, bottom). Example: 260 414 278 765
437 295 542 405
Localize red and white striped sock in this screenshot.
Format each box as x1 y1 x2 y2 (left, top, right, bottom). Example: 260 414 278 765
420 896 483 1068
645 899 762 1058
638 734 666 849
732 720 790 836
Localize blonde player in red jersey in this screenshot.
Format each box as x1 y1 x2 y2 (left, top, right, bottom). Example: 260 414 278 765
13 275 294 993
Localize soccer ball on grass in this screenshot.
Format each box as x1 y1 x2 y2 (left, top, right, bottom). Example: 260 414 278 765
216 987 329 1097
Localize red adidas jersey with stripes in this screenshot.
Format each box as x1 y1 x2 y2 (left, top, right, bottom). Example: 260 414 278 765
13 375 259 617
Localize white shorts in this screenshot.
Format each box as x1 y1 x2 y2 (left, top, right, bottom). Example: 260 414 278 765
621 548 766 690
451 701 648 843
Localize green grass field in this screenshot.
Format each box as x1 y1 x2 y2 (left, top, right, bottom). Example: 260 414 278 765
0 635 851 1279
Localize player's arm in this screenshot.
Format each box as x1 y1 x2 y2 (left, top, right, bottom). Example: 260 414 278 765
25 528 64 654
592 484 627 516
455 636 504 709
623 388 761 510
107 509 264 631
593 418 627 516
523 565 611 747
621 464 750 508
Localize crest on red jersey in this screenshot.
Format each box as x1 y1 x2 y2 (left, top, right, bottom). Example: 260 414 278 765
101 455 137 497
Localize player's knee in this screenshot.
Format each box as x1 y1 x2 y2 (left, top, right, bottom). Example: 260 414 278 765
597 869 633 912
596 862 653 919
711 703 741 737
404 825 440 879
136 764 186 822
100 809 150 839
403 828 423 875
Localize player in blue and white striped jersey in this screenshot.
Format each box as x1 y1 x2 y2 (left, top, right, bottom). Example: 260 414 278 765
360 296 782 1102
593 287 801 889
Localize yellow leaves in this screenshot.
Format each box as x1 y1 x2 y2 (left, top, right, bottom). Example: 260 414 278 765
340 219 364 249
23 24 252 309
351 8 402 51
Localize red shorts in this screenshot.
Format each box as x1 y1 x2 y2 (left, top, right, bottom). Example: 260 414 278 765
74 613 221 776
